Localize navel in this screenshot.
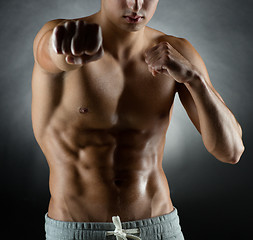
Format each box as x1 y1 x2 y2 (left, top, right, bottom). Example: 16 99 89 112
79 107 89 114
114 179 123 188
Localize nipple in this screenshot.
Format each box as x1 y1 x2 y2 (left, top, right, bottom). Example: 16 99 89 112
79 107 89 114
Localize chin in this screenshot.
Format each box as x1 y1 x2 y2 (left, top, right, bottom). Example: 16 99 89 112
121 22 146 32
123 26 144 32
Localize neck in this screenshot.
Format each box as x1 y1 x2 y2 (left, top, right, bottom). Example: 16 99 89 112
96 11 146 62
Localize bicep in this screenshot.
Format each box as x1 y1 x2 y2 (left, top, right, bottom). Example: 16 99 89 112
31 62 64 140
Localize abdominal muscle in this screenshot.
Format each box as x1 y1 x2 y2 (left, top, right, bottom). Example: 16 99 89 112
43 118 174 222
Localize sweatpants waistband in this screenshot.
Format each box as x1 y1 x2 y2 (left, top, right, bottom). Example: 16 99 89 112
45 206 183 240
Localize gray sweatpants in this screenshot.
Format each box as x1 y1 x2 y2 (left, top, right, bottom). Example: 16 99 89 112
45 206 185 240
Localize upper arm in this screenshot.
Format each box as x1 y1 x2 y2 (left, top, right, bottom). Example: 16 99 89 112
32 19 66 142
31 60 64 142
173 37 226 134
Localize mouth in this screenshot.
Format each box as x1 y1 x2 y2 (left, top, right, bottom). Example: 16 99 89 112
123 16 144 23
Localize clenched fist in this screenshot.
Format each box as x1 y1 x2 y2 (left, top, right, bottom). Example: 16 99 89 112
144 41 200 84
51 19 104 65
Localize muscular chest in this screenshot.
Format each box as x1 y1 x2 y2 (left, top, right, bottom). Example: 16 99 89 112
61 54 177 129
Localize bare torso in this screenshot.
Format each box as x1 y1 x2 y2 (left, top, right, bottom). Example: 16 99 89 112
32 14 180 222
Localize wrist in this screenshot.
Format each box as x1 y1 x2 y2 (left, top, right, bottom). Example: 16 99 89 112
184 70 206 90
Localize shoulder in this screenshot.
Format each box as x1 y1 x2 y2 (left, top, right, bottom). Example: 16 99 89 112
74 13 100 24
160 34 223 103
148 31 216 88
146 28 199 63
154 32 193 58
145 27 186 52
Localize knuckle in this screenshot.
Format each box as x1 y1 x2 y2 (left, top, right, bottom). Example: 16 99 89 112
166 48 170 55
162 42 169 50
55 26 65 44
64 20 75 31
75 19 80 26
64 21 69 28
163 41 170 47
54 25 64 36
76 19 86 30
166 53 172 60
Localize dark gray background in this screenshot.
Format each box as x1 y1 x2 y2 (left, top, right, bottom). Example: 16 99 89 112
0 0 252 239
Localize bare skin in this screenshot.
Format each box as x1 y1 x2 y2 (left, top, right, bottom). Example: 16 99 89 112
32 2 244 223
32 15 178 222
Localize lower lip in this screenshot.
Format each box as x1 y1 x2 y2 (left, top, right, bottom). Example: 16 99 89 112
123 16 143 23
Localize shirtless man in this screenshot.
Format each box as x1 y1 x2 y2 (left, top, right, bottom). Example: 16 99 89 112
32 0 245 239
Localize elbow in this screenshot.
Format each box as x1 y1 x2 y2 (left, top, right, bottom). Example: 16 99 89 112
214 142 245 165
228 144 245 165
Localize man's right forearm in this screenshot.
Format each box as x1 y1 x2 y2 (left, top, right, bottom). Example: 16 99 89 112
36 30 81 73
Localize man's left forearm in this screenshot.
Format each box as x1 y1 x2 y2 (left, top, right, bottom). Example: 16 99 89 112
184 73 245 164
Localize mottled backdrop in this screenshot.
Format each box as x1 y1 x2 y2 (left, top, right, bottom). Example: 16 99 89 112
0 0 252 239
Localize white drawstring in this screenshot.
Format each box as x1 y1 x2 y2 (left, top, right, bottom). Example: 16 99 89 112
106 216 141 240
